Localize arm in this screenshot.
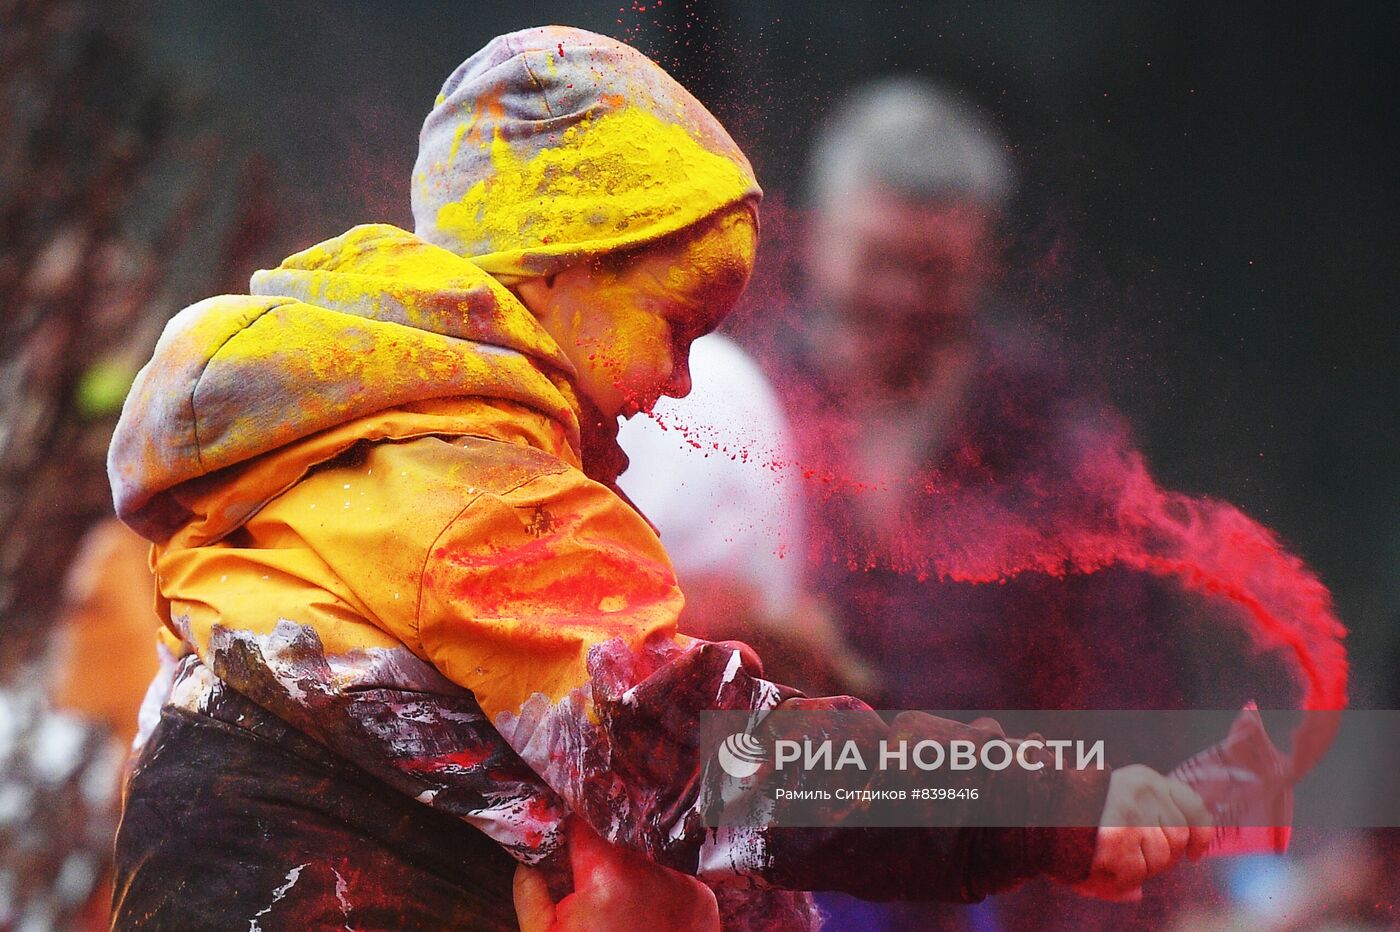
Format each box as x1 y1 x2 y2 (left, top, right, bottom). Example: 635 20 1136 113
417 464 1155 898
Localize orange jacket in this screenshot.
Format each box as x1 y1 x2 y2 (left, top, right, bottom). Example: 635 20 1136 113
109 224 801 876
124 226 684 726
110 224 658 844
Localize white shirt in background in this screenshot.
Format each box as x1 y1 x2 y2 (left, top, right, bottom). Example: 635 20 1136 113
618 333 803 616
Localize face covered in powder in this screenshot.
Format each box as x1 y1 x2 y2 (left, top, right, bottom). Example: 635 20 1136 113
517 206 757 419
810 184 998 392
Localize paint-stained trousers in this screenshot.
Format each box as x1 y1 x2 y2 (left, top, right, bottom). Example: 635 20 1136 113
112 688 518 931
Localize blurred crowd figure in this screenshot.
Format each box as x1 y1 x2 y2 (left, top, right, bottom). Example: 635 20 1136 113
1 518 152 930
50 519 162 752
772 77 1212 716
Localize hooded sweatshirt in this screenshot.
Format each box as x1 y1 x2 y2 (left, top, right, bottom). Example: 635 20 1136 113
108 25 1105 917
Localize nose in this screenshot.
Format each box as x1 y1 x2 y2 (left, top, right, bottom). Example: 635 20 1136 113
664 356 693 399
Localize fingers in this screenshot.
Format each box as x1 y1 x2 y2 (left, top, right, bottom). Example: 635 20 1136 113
1099 885 1144 904
1166 780 1212 826
568 818 617 889
567 818 672 896
1154 794 1190 864
1166 779 1216 860
1160 821 1191 862
1120 832 1151 889
1139 781 1203 877
566 817 656 916
1139 823 1172 877
1090 826 1149 890
711 639 763 674
560 817 720 931
513 865 556 932
1073 876 1144 904
1081 767 1213 901
1188 822 1215 860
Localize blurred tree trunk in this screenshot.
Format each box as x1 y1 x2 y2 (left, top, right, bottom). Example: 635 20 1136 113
0 0 269 685
0 5 274 925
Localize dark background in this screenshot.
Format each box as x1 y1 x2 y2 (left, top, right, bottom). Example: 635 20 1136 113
133 1 1399 704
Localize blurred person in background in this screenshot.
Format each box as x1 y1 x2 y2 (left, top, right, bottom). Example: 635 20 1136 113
767 77 1306 929
51 517 161 752
775 76 1127 715
1 366 154 932
775 75 1297 720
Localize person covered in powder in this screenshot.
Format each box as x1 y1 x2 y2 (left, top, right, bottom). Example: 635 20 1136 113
106 27 1211 929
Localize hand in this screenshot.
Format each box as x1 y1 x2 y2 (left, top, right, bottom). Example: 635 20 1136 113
1072 765 1213 901
514 819 720 931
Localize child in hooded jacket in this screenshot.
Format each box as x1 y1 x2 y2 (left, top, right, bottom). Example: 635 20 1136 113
107 26 1209 931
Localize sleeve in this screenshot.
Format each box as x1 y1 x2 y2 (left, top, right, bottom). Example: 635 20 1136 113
417 467 1109 899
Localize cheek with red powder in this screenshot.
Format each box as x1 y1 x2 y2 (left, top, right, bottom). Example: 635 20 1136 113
580 309 674 415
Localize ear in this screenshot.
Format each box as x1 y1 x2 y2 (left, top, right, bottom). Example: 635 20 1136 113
513 275 556 315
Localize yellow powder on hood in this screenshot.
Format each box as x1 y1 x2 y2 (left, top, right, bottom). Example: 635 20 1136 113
434 105 756 278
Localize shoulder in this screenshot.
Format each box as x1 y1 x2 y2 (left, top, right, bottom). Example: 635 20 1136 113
362 433 573 497
277 433 587 558
346 435 654 550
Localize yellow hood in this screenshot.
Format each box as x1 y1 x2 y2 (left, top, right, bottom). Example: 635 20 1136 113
412 25 761 279
108 224 583 544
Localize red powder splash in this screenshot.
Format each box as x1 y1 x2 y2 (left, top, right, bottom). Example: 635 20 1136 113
908 433 1349 713
405 745 494 773
638 394 1346 713
637 193 1348 721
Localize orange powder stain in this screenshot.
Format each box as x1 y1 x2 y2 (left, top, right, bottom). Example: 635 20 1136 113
429 528 676 626
461 86 507 154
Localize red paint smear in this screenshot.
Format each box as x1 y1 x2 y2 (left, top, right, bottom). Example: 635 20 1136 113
406 745 493 773
654 194 1347 718
526 793 558 822
428 514 676 629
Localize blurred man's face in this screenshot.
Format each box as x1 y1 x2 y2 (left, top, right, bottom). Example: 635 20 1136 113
809 184 997 390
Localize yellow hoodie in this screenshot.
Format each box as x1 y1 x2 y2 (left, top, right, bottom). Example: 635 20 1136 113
114 223 687 721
